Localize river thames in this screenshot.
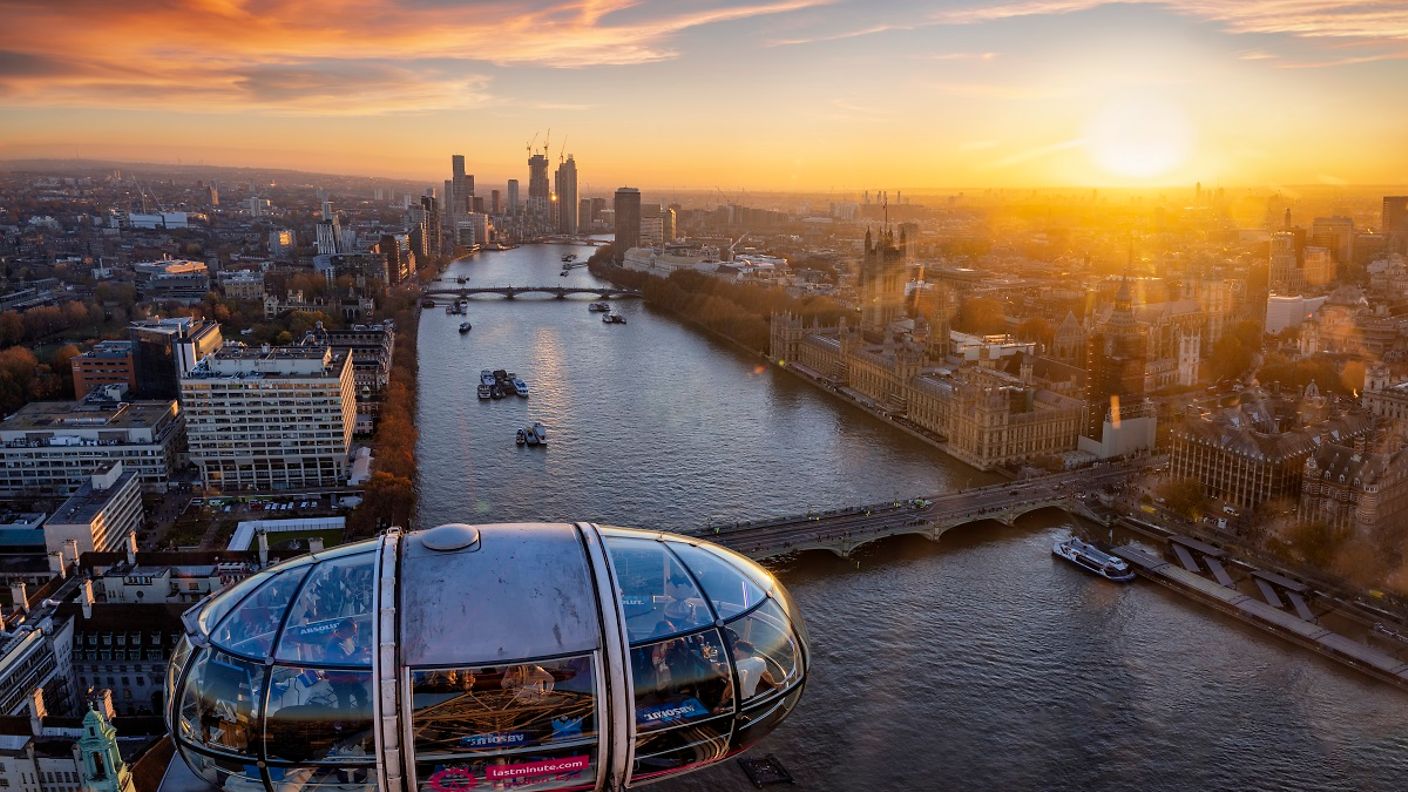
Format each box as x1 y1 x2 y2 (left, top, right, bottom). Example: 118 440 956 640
417 243 1408 791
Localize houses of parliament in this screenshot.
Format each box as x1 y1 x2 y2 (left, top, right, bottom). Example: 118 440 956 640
771 226 1159 471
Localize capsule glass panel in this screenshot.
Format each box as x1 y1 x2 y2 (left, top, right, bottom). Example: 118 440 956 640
605 537 712 642
274 552 375 665
632 718 732 783
177 650 265 755
196 572 272 638
178 748 264 789
730 686 804 753
264 765 376 791
211 567 308 659
264 665 375 763
667 541 766 620
410 655 598 757
165 635 193 731
723 599 803 703
630 630 733 732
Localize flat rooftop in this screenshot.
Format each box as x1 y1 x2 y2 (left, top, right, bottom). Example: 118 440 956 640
183 345 346 380
0 400 177 433
49 469 138 526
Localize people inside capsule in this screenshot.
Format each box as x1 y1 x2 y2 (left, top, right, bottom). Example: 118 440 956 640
729 639 779 700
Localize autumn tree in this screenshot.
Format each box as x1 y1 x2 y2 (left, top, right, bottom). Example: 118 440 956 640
1157 477 1208 522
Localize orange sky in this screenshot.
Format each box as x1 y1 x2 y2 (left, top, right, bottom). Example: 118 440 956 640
2 1 1407 190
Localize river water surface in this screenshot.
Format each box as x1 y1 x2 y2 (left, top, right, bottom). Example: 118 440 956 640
416 244 1408 791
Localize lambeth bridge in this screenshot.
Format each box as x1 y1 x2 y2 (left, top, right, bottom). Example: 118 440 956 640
422 285 643 300
689 462 1146 560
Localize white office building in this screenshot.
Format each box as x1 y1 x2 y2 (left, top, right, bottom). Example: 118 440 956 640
0 398 185 497
180 345 357 492
43 462 143 556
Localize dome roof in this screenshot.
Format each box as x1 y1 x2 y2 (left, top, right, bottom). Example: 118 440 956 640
167 522 808 791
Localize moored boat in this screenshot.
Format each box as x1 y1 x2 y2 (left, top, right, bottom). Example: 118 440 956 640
531 422 547 445
588 302 610 312
1052 536 1135 582
459 322 472 334
513 377 529 397
515 428 527 446
477 384 492 400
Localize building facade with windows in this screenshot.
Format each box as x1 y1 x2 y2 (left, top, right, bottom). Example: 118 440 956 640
44 464 143 557
772 314 1085 470
179 345 356 492
70 342 136 400
0 398 184 498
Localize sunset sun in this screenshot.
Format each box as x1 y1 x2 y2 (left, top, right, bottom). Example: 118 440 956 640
1083 96 1194 180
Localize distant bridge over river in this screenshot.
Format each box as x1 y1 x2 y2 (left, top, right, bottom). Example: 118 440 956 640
689 462 1146 560
421 286 643 300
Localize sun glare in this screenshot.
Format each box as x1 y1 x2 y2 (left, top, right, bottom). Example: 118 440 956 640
1083 97 1193 180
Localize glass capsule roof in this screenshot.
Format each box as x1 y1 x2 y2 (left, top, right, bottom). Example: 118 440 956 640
173 522 808 792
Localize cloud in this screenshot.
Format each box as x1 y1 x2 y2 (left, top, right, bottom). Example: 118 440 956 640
914 52 1000 62
931 1 1408 47
768 23 912 47
0 0 826 113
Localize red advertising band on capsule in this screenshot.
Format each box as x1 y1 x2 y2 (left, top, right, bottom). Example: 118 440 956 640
484 755 591 782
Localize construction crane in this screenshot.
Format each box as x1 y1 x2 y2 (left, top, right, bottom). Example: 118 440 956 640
133 178 164 213
558 134 568 164
543 128 550 159
729 232 748 257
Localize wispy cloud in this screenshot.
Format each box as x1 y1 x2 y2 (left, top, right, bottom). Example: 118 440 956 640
768 23 912 47
932 1 1408 48
913 52 1001 62
0 0 827 113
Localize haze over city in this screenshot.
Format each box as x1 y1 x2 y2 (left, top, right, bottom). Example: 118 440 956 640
4 0 1408 188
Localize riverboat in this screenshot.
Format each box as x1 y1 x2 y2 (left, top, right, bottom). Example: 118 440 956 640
1052 537 1135 582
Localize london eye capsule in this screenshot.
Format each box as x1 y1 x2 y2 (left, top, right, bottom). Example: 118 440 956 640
166 522 809 791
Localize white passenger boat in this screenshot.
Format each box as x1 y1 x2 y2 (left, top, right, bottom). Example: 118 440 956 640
1052 537 1135 582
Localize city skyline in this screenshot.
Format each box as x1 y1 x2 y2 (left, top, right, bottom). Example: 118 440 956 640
3 1 1408 189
